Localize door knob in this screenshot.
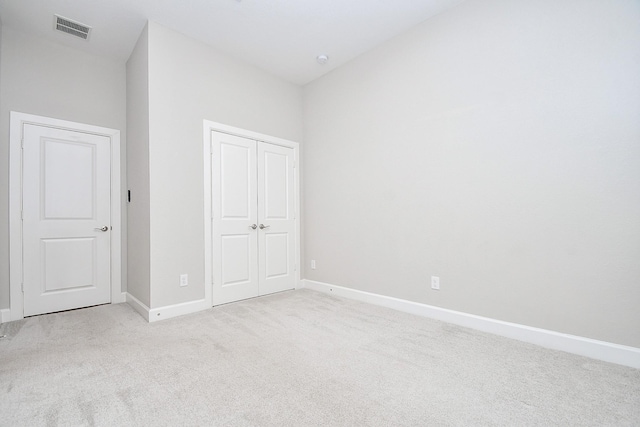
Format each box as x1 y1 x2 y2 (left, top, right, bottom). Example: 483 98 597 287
259 224 270 230
94 226 109 232
249 224 258 230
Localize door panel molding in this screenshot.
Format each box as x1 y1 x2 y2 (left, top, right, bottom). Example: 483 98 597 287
9 112 122 320
211 132 259 305
257 141 296 296
203 120 300 308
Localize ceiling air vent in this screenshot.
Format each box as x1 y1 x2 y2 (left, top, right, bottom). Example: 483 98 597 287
54 15 91 40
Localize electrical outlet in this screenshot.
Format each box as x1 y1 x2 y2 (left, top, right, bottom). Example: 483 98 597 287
311 260 316 269
180 274 188 287
431 276 440 290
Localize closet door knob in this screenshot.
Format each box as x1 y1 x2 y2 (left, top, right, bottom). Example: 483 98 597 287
94 226 109 232
249 224 258 230
259 224 270 230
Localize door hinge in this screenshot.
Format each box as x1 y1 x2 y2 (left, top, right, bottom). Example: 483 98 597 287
21 138 24 149
21 283 24 293
21 209 23 220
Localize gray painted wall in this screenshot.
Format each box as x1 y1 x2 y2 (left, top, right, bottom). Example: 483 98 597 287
126 24 151 307
302 0 640 347
145 22 303 308
0 27 127 310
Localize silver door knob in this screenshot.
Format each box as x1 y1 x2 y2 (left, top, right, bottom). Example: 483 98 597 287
249 224 258 230
94 226 109 232
259 224 270 230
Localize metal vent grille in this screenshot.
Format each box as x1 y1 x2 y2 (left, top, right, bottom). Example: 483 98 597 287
54 15 91 40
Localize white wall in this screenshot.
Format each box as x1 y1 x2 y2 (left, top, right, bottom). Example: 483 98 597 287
0 28 127 310
303 0 640 347
145 22 303 308
126 24 151 307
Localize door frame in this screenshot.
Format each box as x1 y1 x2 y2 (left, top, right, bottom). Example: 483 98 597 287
203 120 301 307
9 112 123 320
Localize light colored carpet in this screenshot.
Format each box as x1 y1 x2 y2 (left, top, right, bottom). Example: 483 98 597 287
1 289 639 426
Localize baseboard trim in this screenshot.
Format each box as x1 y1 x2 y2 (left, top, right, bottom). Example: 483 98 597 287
126 293 150 322
0 308 10 324
126 291 214 323
302 279 640 369
148 298 210 323
113 291 127 304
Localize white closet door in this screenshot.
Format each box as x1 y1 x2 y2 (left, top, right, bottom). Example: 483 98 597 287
257 142 296 295
22 124 111 316
211 132 259 305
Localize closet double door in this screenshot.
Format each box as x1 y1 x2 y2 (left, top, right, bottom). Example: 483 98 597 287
211 132 296 305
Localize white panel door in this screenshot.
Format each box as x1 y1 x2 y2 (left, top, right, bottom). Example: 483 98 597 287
212 132 259 305
22 124 111 316
211 131 297 305
257 143 296 295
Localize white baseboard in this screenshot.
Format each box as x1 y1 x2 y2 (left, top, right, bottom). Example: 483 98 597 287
302 279 640 370
148 298 210 322
126 293 150 322
126 292 211 323
0 308 10 324
114 292 127 304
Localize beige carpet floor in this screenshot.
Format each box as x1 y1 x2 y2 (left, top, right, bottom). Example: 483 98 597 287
1 289 639 426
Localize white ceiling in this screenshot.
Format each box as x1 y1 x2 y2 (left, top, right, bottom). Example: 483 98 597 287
0 0 464 85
